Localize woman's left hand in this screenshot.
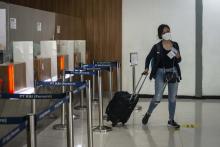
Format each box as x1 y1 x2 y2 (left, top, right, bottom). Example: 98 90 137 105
176 51 181 58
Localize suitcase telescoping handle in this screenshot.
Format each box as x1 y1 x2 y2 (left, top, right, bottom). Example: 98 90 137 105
133 74 147 95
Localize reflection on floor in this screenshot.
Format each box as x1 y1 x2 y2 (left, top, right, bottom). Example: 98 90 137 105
23 98 220 147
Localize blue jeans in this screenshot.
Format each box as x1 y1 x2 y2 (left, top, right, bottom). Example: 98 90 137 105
147 68 178 120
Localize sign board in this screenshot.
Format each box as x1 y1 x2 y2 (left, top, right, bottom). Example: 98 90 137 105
10 18 16 29
57 25 61 34
130 52 138 66
37 22 42 32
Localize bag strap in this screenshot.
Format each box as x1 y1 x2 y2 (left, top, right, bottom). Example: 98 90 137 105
155 43 161 67
155 43 161 56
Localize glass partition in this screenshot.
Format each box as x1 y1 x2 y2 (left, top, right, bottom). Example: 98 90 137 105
0 8 6 51
40 40 57 80
13 41 34 88
74 40 86 65
58 40 74 70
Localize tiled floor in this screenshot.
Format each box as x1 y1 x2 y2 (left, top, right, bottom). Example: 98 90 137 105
24 98 220 147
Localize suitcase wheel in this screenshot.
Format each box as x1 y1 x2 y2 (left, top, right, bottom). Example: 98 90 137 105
112 122 117 127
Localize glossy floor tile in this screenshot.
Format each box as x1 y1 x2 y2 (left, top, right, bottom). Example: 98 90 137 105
23 98 220 147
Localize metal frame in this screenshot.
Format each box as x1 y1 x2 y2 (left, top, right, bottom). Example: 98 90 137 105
93 70 112 133
53 71 67 130
74 74 87 110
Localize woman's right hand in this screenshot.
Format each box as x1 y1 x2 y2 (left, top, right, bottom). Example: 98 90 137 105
142 68 149 75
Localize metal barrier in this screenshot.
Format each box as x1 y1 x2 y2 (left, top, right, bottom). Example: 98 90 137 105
93 70 112 133
86 80 93 147
0 93 67 147
0 117 27 146
65 69 97 110
78 64 103 104
27 114 36 147
0 93 66 100
69 75 80 120
55 73 66 130
66 66 112 133
74 74 87 110
35 72 85 130
92 61 98 102
0 80 93 147
117 62 121 91
80 61 118 101
66 90 73 147
79 62 120 131
92 61 121 100
94 61 121 91
91 61 119 121
109 66 113 99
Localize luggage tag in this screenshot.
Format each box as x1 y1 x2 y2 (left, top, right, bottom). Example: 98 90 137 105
167 47 178 59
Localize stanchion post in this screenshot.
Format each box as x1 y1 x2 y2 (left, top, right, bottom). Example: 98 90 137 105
92 60 95 100
117 62 121 91
31 99 36 114
93 70 112 132
32 81 37 114
92 60 98 102
132 66 135 93
74 75 87 110
86 80 93 147
109 66 113 99
69 75 80 120
61 72 66 125
92 76 95 100
80 75 84 106
27 114 36 147
61 103 65 126
98 70 103 127
53 71 67 130
67 91 74 147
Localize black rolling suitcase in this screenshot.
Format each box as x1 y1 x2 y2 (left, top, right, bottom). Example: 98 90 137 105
106 74 147 126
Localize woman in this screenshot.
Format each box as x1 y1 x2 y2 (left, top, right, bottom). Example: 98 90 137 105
142 24 182 129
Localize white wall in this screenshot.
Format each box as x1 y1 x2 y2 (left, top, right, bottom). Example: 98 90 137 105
203 0 220 95
122 0 196 96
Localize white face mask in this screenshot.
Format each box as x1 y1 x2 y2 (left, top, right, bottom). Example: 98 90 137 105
162 32 172 40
